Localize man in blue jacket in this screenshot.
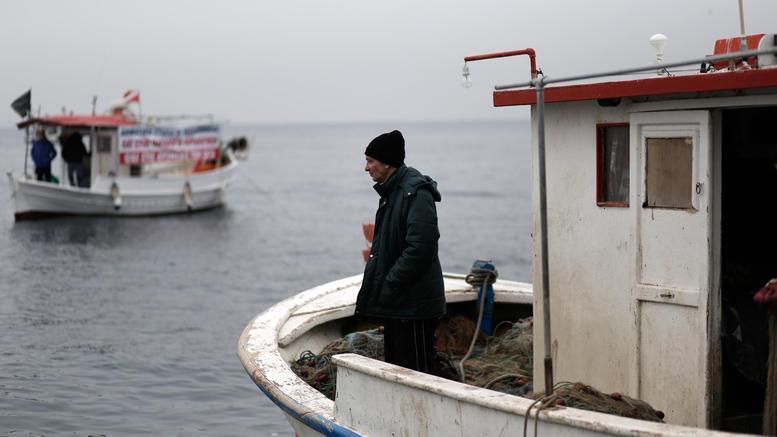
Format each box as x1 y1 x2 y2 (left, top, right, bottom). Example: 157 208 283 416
31 129 57 182
356 130 446 375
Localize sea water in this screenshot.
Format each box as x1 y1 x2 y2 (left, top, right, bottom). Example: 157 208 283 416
0 120 531 436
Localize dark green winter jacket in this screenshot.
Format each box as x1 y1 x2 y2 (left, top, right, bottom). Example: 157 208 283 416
355 165 446 320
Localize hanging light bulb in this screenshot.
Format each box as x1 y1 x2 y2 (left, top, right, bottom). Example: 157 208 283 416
649 34 668 76
461 63 472 88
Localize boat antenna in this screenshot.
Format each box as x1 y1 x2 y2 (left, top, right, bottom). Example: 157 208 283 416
738 0 748 51
24 103 32 180
92 95 97 116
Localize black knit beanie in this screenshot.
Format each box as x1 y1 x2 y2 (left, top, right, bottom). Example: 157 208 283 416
365 130 405 168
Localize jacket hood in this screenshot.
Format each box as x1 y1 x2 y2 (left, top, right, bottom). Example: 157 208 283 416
374 165 441 201
401 166 441 202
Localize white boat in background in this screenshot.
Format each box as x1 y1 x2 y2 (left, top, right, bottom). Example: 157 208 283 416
7 105 238 220
239 33 777 436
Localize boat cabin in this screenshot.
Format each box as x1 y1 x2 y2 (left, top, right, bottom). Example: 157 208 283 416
18 115 133 187
490 34 777 432
17 114 224 189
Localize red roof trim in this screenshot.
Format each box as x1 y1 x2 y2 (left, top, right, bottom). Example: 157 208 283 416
17 115 137 129
493 68 777 107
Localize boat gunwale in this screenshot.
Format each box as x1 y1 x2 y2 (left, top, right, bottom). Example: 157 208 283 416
333 353 739 436
238 274 364 435
240 273 531 435
277 278 532 347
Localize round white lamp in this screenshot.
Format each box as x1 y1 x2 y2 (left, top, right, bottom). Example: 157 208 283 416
649 34 668 75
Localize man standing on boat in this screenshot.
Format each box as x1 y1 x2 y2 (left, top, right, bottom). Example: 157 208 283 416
31 129 57 182
356 130 446 376
61 132 88 187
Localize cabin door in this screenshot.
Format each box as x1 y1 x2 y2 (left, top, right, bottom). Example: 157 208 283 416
629 110 715 427
94 131 116 178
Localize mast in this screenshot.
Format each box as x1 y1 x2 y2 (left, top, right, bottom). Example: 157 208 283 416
23 125 30 180
23 103 32 180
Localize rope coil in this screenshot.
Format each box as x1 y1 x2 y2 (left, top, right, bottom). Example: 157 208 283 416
459 263 499 382
464 266 499 287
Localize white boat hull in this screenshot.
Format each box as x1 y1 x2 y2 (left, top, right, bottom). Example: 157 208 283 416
7 161 236 220
239 274 747 437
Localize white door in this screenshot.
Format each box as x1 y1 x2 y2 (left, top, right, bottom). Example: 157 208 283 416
94 132 117 178
628 110 714 427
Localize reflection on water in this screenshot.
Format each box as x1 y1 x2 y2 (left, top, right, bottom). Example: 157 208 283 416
0 121 531 436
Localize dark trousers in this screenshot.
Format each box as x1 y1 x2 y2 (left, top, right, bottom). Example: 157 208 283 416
67 162 85 187
35 166 52 182
383 318 438 375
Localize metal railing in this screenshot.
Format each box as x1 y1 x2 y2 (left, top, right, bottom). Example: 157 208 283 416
496 47 777 90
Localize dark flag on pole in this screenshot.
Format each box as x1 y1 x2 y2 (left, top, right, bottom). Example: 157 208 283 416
11 89 31 118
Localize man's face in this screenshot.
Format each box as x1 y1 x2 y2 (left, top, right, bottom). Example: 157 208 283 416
365 156 392 183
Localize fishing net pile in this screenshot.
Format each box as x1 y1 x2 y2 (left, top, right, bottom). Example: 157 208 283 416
457 317 534 396
527 382 664 422
289 316 534 400
449 316 663 421
290 316 664 422
290 328 384 400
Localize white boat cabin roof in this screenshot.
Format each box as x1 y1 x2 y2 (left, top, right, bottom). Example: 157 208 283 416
17 114 137 130
493 34 777 107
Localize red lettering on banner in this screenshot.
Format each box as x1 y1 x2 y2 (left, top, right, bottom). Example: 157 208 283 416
120 148 221 165
118 126 220 165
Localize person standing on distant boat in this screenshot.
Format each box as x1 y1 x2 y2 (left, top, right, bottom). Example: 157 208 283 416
61 132 88 187
30 129 57 182
355 129 446 376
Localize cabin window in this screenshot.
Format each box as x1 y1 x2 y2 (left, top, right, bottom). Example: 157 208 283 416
596 123 630 206
644 137 693 209
97 135 112 153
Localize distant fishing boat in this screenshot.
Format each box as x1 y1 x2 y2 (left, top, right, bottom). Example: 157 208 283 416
7 93 238 220
239 32 777 436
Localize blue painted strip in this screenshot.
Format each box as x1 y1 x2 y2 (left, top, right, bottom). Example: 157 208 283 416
251 380 362 437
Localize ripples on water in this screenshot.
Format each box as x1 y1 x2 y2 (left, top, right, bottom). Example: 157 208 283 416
0 121 531 436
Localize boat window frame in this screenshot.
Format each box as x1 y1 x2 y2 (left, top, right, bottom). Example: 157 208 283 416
643 135 695 210
596 122 630 207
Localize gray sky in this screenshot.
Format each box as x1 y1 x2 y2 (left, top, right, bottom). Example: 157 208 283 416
2 0 776 125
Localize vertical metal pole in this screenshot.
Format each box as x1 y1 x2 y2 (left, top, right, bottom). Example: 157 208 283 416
23 127 30 180
89 126 96 188
738 0 747 52
536 80 554 395
113 129 120 178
